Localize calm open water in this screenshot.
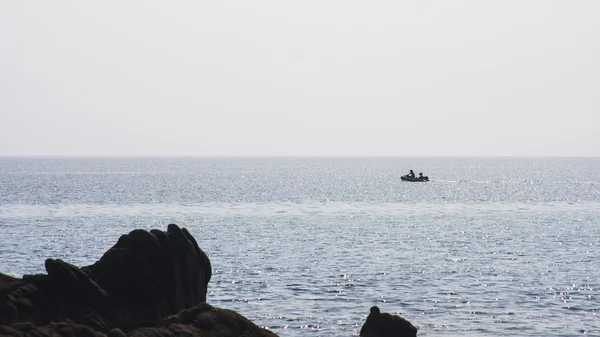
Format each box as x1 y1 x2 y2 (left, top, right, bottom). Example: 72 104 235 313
1 157 599 336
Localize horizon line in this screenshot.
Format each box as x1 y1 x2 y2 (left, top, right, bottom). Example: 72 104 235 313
1 154 599 159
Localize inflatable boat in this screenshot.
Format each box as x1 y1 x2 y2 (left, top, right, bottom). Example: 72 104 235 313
401 175 429 182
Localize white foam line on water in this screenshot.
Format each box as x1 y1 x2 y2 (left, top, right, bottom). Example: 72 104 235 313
1 201 599 219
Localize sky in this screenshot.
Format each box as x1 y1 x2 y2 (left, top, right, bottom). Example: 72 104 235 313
0 1 599 157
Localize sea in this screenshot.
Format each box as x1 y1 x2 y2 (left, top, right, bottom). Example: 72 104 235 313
0 157 599 336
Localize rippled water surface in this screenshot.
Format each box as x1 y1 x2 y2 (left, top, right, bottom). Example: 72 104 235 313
1 157 599 336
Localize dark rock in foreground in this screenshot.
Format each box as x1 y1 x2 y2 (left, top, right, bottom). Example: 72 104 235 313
360 306 417 337
0 302 277 337
0 224 275 336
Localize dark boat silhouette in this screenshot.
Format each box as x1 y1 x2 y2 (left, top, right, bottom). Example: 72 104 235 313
401 175 429 182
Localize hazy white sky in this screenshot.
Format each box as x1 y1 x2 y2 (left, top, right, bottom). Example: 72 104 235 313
1 1 598 156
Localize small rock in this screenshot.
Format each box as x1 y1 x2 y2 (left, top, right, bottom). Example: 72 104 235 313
360 306 417 337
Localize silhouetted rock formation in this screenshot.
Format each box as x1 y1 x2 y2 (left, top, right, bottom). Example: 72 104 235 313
0 224 274 336
360 306 417 337
4 224 425 336
0 303 277 337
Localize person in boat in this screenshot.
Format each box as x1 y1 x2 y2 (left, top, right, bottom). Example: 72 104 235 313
407 170 415 178
418 172 427 180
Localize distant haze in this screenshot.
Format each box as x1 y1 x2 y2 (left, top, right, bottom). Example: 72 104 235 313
1 1 598 156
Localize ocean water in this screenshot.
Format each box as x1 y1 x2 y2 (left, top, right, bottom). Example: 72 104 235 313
1 157 599 336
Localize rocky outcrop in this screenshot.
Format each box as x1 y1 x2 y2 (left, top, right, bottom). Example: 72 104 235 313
0 303 277 337
360 306 417 337
0 224 277 336
1 223 420 337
